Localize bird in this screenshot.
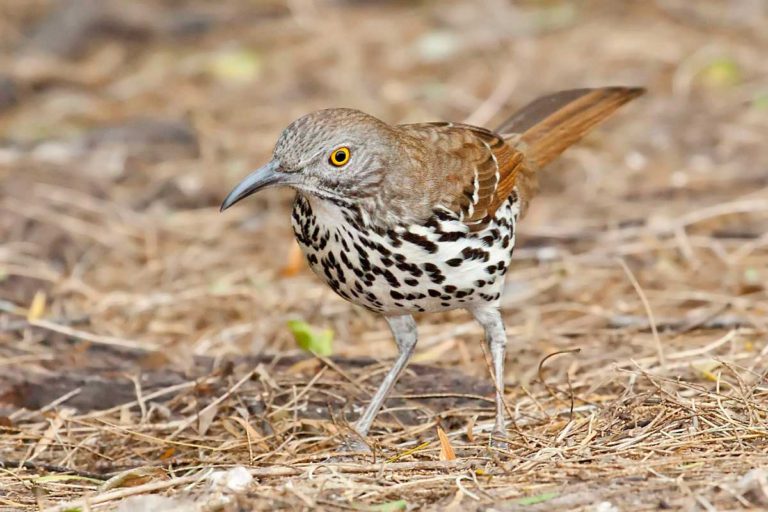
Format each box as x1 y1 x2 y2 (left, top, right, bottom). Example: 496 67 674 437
221 86 644 449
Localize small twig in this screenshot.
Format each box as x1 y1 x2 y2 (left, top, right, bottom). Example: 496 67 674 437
0 459 108 481
169 370 255 439
537 348 582 415
29 319 158 351
618 258 666 368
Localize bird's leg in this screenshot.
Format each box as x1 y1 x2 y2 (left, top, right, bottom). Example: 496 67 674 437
470 306 509 448
353 314 418 438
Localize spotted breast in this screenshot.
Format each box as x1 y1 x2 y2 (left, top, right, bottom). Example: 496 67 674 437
291 191 519 315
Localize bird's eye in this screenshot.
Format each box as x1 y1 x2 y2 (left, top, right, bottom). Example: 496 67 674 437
329 147 351 167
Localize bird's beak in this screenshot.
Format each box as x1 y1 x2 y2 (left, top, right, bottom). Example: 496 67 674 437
220 160 287 212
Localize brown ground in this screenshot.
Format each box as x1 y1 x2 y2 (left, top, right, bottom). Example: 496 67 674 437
1 0 767 510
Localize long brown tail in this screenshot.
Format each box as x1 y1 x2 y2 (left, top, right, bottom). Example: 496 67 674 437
496 87 645 169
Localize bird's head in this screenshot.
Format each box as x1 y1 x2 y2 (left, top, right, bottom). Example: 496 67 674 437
220 108 397 211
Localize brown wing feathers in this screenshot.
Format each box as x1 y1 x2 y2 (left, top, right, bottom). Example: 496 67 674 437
486 86 644 222
397 87 643 231
498 87 645 168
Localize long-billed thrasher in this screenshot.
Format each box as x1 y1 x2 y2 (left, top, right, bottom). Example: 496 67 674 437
221 86 644 448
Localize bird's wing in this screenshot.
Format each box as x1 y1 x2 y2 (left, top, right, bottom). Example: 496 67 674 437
398 122 532 232
397 87 644 232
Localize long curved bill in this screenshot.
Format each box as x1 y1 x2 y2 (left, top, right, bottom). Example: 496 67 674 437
220 160 286 211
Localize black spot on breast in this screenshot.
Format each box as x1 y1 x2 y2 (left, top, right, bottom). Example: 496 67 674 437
446 258 463 267
360 236 377 250
423 263 445 284
340 251 354 269
402 231 438 253
475 279 486 287
438 231 463 242
381 268 401 288
317 231 330 250
357 249 371 271
443 285 457 293
428 289 441 297
387 229 403 248
375 243 392 257
405 278 419 286
396 261 423 277
390 290 404 300
461 247 490 262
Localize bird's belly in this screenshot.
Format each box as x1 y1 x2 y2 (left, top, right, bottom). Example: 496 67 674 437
291 196 519 315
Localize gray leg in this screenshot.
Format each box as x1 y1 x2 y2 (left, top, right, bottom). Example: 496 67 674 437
470 305 508 442
354 314 418 437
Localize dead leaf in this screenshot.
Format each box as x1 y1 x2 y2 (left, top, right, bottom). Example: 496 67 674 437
437 425 456 461
280 242 304 277
28 410 71 461
465 416 475 443
197 403 219 435
692 359 722 382
100 466 168 492
27 290 47 321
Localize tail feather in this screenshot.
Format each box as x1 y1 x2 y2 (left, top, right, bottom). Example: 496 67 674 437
496 87 645 169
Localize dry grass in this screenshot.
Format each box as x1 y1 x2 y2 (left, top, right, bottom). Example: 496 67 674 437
1 0 767 510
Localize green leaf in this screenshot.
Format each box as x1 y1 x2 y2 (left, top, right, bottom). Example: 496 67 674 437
208 49 262 83
287 320 333 356
753 92 768 110
515 492 558 506
365 500 407 512
700 57 742 88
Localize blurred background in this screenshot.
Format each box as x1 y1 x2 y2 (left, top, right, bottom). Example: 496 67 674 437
1 0 766 372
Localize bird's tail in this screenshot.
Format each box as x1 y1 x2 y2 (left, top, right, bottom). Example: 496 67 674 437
496 87 645 169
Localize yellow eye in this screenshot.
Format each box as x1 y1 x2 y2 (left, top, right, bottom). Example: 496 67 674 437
329 147 351 167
